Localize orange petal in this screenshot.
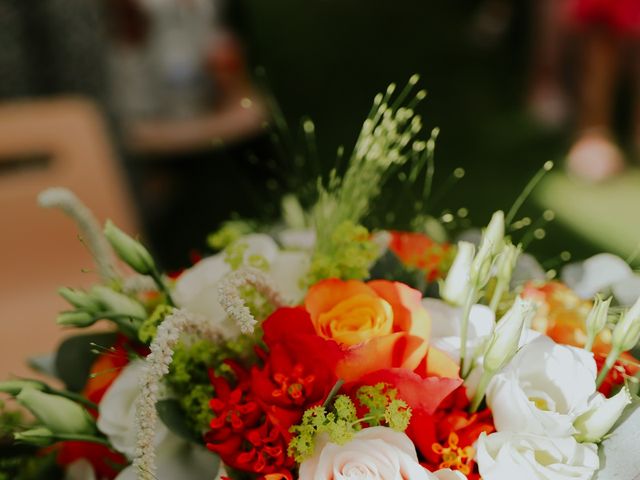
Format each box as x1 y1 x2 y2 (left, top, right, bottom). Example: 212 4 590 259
368 280 431 341
336 333 428 382
305 279 378 327
423 347 461 379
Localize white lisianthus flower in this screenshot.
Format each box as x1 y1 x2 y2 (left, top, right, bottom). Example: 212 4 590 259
97 360 219 480
423 297 539 398
486 335 596 437
278 228 316 250
476 432 599 480
173 234 310 338
98 360 169 459
298 426 467 480
114 432 219 480
422 298 494 362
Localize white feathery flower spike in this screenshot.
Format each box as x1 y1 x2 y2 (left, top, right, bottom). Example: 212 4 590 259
217 267 288 334
38 187 119 281
133 308 221 480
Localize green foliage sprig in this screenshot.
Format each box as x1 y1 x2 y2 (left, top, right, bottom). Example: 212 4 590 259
288 383 412 462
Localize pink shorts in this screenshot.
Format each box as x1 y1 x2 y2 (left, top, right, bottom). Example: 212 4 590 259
568 0 640 36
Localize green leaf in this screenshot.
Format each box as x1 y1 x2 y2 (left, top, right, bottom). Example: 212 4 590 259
156 399 201 444
54 333 117 392
369 250 427 292
595 397 640 479
27 354 58 379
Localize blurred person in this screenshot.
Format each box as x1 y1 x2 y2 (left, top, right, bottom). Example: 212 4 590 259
527 0 571 128
0 0 108 102
525 0 640 181
104 0 273 269
565 0 640 182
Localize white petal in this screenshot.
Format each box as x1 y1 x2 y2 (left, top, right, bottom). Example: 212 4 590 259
562 253 632 299
97 361 169 459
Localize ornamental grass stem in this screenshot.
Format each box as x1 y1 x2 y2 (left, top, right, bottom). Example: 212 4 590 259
596 347 621 388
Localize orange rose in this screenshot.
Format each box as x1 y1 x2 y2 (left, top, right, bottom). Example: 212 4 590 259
305 279 430 346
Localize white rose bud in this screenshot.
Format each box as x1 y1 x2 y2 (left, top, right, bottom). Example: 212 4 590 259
442 241 475 306
574 387 632 443
104 220 155 275
612 295 640 352
91 285 147 319
0 380 45 395
16 388 95 435
13 427 55 447
483 297 534 373
58 287 102 312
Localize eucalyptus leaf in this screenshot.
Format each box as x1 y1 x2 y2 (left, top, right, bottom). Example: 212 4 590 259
156 399 201 444
54 333 117 392
595 398 640 479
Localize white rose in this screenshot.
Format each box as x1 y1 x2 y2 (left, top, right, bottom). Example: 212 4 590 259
298 426 467 480
173 234 310 338
477 431 599 480
486 335 596 437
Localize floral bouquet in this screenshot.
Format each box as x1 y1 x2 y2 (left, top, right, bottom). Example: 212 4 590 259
2 80 639 480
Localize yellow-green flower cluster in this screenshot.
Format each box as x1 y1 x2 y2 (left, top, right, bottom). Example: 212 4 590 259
288 383 412 462
164 336 259 432
306 221 378 286
223 242 276 321
138 304 174 344
207 220 255 250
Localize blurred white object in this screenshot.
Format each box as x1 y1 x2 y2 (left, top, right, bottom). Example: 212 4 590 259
562 253 640 305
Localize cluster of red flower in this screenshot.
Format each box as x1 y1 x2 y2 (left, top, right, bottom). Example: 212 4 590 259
204 279 495 478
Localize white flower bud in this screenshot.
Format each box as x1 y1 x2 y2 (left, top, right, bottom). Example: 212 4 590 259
574 387 632 443
496 242 521 284
483 297 534 372
472 211 505 285
56 311 97 328
16 388 95 435
104 220 155 275
0 380 45 396
442 241 475 306
13 427 55 447
58 287 102 312
91 285 147 319
612 295 640 352
585 296 611 349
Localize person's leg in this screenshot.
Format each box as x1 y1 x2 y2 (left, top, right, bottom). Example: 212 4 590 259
567 29 625 181
528 0 570 126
